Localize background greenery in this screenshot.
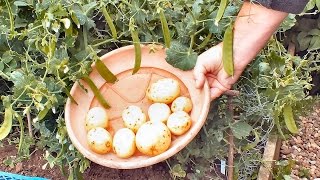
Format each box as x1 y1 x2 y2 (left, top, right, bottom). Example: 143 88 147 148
0 0 319 179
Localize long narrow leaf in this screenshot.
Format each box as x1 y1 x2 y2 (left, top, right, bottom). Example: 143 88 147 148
83 76 111 109
65 88 78 105
96 59 117 83
283 104 298 134
215 0 228 26
222 24 234 76
131 29 141 74
101 6 117 39
0 107 13 140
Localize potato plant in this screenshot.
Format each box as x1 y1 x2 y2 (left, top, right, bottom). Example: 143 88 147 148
0 0 318 179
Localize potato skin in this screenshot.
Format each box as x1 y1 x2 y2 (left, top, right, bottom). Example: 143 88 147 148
85 107 109 131
148 103 171 123
122 105 147 133
146 78 180 104
113 128 136 158
171 97 193 113
167 111 192 136
87 127 112 154
136 121 171 156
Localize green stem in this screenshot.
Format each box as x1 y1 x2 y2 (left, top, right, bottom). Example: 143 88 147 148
83 26 88 50
4 0 14 35
0 71 10 79
17 114 25 154
93 39 115 47
26 86 50 98
11 88 28 106
184 3 197 24
121 0 132 7
194 27 205 36
188 35 195 54
28 25 43 32
42 64 48 82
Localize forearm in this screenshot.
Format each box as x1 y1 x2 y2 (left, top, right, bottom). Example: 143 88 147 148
233 1 288 70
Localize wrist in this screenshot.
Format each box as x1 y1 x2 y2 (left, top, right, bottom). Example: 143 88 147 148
232 1 288 70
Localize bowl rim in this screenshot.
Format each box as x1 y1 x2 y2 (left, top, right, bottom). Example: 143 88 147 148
65 44 211 169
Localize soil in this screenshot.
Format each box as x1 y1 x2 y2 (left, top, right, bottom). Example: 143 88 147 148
0 145 171 180
280 104 320 179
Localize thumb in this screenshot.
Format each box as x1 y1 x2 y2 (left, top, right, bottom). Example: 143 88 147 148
193 63 206 88
210 88 225 100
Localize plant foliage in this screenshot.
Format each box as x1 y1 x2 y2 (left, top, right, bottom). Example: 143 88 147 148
0 0 319 179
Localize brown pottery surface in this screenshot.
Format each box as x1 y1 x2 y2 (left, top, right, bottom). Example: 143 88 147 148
65 44 210 169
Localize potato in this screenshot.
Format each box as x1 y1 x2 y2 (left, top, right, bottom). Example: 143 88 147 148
113 128 136 158
85 107 108 131
87 127 112 154
136 121 171 156
148 103 171 123
167 111 192 136
146 78 180 104
171 96 192 113
122 105 147 133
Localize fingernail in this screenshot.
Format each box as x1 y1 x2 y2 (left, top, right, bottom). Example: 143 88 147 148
195 80 200 88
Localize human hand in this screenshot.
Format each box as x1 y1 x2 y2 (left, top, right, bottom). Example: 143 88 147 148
193 43 245 100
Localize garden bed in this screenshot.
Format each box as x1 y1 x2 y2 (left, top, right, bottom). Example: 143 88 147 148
0 0 319 179
0 146 170 180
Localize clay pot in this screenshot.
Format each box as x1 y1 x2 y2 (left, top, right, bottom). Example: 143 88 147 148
65 45 210 169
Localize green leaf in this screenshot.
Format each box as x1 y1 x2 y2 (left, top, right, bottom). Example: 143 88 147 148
171 164 186 178
10 70 24 86
297 32 311 51
0 61 4 71
14 1 30 6
280 14 297 31
308 36 320 51
283 104 298 134
166 41 198 70
0 107 13 140
192 0 203 17
308 28 320 36
230 121 253 139
74 11 87 26
242 130 260 151
214 129 223 142
316 0 320 9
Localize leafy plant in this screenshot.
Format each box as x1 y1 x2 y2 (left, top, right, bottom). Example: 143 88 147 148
0 0 318 179
273 159 295 180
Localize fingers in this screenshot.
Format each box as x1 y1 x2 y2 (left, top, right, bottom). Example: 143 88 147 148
209 78 231 100
210 88 225 100
193 62 206 89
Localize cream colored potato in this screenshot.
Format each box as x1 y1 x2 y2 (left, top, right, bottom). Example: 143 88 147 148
167 111 192 136
136 121 171 156
122 105 147 133
112 128 136 158
85 107 108 131
146 78 180 104
171 97 193 113
87 127 112 154
148 103 171 123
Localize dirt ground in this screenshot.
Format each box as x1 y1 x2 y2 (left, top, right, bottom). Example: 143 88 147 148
280 104 320 179
0 146 171 180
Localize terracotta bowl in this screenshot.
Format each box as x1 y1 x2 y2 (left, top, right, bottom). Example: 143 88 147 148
65 44 210 169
